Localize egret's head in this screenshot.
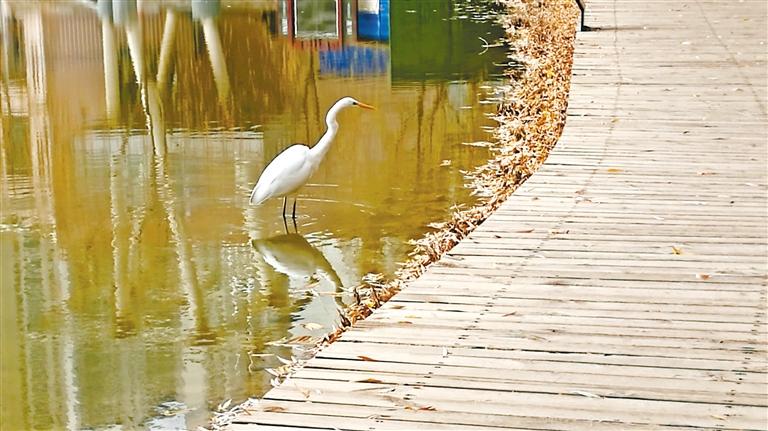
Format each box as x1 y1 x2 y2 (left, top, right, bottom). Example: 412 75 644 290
338 97 375 110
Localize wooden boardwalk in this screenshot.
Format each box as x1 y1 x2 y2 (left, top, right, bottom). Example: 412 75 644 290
229 0 768 429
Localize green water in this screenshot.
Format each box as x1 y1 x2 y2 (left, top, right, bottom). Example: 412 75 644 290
0 0 514 429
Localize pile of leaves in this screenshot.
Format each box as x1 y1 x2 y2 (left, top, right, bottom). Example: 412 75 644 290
209 1 578 427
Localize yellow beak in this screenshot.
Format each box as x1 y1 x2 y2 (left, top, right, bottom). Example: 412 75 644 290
356 101 375 110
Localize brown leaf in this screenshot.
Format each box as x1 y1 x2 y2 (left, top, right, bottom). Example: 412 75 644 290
262 406 287 413
296 385 311 399
356 378 384 384
671 246 682 255
607 168 623 173
419 405 437 411
696 273 711 280
358 355 378 362
502 311 518 317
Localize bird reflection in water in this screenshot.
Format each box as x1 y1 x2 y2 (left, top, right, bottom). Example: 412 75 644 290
251 229 346 310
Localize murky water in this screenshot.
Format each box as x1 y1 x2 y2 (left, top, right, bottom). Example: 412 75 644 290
0 0 514 429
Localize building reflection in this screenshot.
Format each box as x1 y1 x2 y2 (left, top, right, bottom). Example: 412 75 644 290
0 0 509 429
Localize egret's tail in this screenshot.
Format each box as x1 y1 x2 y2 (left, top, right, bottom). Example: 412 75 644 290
249 185 267 205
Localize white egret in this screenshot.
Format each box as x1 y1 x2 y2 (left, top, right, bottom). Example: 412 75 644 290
249 97 375 218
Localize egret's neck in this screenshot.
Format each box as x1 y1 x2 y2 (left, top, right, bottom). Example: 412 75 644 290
309 102 344 161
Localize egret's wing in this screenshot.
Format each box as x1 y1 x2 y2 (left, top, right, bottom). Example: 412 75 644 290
250 145 312 204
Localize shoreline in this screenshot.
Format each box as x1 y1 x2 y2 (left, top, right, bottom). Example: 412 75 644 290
210 1 578 428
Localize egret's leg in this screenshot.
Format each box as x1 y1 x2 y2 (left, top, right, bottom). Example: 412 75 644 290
291 216 298 233
282 196 287 219
292 199 297 220
282 217 289 234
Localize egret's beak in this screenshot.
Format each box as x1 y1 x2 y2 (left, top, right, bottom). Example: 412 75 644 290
356 101 375 110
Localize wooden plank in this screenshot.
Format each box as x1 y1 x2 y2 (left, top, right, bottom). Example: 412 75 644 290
233 404 702 431
320 341 767 375
261 379 767 430
285 367 768 406
369 307 767 334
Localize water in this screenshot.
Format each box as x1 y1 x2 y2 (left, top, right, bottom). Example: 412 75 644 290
0 0 514 429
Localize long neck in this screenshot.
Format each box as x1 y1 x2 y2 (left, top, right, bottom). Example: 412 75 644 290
309 102 344 161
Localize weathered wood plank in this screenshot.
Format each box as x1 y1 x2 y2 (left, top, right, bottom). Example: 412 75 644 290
260 379 767 430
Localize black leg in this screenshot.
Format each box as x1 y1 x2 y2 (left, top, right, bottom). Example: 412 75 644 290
282 196 287 219
292 198 297 220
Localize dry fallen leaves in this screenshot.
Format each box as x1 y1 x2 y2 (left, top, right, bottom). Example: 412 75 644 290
358 355 378 362
356 378 384 384
671 246 683 255
572 390 602 399
261 406 287 413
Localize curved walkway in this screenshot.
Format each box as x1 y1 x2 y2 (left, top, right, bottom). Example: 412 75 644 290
229 0 768 429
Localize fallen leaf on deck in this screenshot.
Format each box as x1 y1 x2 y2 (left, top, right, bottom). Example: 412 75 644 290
696 273 711 280
516 228 535 233
503 311 518 317
572 390 602 398
419 406 437 411
607 168 623 173
671 246 683 255
217 399 232 411
358 355 378 362
262 406 287 413
296 385 311 399
356 378 384 384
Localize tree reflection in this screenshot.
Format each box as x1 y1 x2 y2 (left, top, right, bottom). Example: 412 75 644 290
0 0 510 429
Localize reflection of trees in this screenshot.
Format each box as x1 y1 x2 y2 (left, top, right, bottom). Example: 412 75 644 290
0 3 307 429
1 0 504 429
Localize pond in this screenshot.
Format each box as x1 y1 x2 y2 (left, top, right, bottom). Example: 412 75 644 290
0 0 515 429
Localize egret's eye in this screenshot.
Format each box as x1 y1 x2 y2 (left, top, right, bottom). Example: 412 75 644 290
352 101 358 105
